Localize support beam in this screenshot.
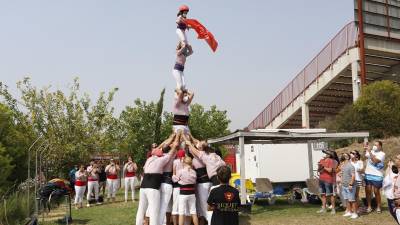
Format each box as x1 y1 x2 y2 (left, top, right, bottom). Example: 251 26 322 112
352 61 361 101
239 136 246 205
301 103 310 129
307 142 314 179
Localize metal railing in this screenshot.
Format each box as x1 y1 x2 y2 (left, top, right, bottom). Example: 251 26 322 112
247 22 358 130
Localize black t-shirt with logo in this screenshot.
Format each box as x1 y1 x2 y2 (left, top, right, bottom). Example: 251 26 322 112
207 184 240 225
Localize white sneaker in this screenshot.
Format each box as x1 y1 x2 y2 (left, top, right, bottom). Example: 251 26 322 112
350 213 359 219
330 209 336 215
343 211 352 217
317 208 327 213
86 204 91 208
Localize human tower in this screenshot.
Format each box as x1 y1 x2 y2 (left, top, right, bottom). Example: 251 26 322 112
135 5 225 225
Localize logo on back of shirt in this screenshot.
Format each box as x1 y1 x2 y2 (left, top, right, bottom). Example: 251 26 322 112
224 192 234 202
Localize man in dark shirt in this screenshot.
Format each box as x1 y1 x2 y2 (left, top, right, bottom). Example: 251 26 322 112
98 162 107 197
207 165 240 225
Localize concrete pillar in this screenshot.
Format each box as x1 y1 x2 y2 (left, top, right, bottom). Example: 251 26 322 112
302 103 310 129
239 136 246 205
352 61 361 101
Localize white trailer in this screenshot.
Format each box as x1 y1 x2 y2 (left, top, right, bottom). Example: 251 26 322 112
235 129 327 184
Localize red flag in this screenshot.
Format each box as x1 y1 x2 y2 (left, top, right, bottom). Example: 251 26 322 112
184 19 218 52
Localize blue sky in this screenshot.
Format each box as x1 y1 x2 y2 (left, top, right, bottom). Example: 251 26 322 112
0 0 354 130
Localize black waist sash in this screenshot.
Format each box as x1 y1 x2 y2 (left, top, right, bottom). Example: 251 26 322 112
174 63 185 72
210 175 220 187
173 115 189 126
162 172 173 185
195 167 211 183
141 173 163 190
180 184 196 195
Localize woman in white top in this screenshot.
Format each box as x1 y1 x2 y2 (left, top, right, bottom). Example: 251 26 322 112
123 156 138 202
382 160 398 223
74 165 87 209
350 150 364 213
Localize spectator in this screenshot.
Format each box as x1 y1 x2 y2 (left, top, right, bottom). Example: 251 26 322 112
382 159 398 224
341 153 358 219
350 150 364 213
364 141 385 213
317 150 337 214
393 154 400 224
98 161 107 197
69 165 78 188
207 165 240 225
336 154 347 210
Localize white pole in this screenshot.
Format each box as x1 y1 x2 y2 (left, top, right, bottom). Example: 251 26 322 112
27 135 42 218
239 136 246 205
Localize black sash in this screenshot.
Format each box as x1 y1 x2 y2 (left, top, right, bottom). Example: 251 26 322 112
162 172 173 185
180 184 196 195
195 167 211 183
210 175 220 187
141 173 163 190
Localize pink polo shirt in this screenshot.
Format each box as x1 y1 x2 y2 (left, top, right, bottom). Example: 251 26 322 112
176 166 197 185
173 159 185 174
192 156 206 169
144 152 174 174
198 151 226 178
162 153 176 173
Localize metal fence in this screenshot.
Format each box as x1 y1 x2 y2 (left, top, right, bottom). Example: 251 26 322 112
247 22 358 130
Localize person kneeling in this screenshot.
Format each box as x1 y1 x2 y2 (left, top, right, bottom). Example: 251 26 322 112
207 166 240 225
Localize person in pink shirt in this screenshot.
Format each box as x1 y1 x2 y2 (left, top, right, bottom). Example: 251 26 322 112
123 156 138 202
74 165 87 209
136 133 179 225
86 161 101 207
173 156 199 225
173 89 194 135
173 41 193 91
188 135 212 225
172 149 186 225
184 135 226 187
159 140 179 225
105 159 120 202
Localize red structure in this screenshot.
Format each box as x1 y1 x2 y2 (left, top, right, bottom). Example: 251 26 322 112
223 145 237 173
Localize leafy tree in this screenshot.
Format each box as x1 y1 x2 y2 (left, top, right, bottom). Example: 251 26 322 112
189 104 231 140
320 80 400 138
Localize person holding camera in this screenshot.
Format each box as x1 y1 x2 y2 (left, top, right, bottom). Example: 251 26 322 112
317 150 338 214
74 165 87 209
364 141 385 214
105 159 120 202
87 161 101 207
123 156 138 202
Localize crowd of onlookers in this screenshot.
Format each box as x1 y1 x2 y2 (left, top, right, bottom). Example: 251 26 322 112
317 140 400 224
68 157 138 209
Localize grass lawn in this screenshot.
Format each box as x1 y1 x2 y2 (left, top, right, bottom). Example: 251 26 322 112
40 191 395 225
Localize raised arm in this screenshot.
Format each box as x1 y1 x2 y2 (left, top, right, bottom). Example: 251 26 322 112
186 91 194 105
157 133 176 149
183 135 201 158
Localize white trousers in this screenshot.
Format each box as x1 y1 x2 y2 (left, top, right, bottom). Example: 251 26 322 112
172 187 180 215
172 69 186 90
107 179 119 198
87 181 99 201
176 29 188 44
124 177 137 201
196 182 211 218
178 194 197 215
136 188 160 225
159 183 173 224
74 185 86 204
396 209 400 224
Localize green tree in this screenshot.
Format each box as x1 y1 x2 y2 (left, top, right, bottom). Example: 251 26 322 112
154 88 165 144
189 104 231 140
320 80 400 138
